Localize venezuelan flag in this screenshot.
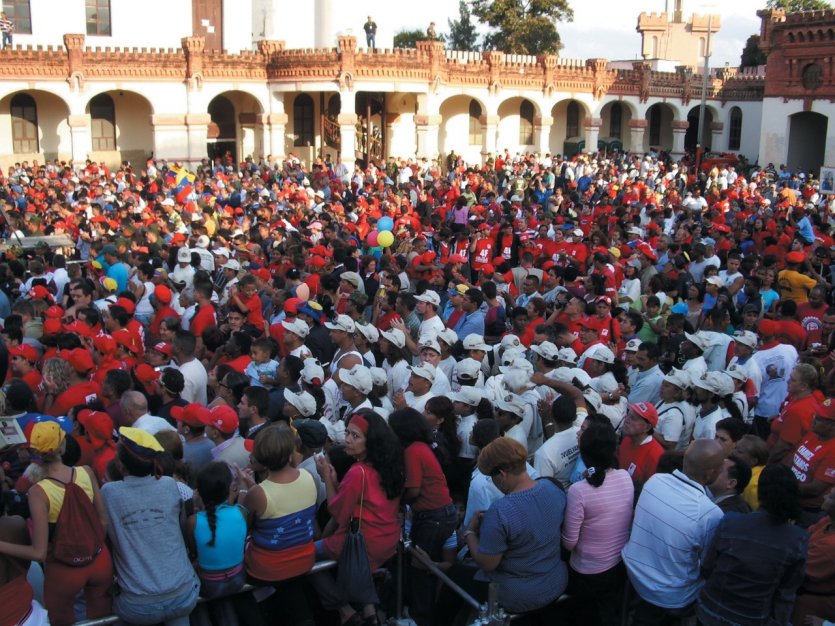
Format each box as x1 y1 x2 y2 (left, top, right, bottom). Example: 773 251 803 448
166 166 196 203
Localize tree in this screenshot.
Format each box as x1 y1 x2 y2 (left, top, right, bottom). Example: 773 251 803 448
740 34 767 67
472 0 574 55
393 29 429 49
447 1 480 50
766 0 831 11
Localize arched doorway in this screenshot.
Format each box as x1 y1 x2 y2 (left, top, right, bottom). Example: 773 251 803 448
1 90 72 160
787 112 828 174
644 103 675 152
85 90 154 166
207 95 236 163
439 95 487 165
685 105 714 152
549 99 587 156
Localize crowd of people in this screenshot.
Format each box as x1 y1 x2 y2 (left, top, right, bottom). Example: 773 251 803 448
0 147 833 626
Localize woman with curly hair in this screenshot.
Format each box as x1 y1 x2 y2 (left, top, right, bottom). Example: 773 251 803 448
697 464 807 626
314 409 404 626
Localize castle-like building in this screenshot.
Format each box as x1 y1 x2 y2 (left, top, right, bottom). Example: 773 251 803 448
0 0 831 175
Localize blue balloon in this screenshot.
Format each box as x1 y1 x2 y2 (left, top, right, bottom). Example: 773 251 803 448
378 217 394 232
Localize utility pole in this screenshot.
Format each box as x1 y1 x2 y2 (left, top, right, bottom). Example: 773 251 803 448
695 13 712 173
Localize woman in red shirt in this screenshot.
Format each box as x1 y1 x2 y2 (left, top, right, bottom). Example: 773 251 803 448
389 408 457 626
313 410 404 625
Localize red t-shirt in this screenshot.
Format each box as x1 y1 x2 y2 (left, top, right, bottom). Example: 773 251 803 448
777 319 807 352
191 304 217 339
238 293 265 329
48 381 102 417
471 239 494 270
769 394 818 452
218 354 252 374
797 302 827 346
619 436 664 487
19 371 42 393
789 433 835 509
149 305 180 341
403 441 453 512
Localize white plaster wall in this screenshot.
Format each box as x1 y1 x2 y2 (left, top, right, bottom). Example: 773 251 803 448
257 1 317 48
0 91 71 169
386 93 416 160
548 100 588 156
759 98 835 171
16 0 192 49
86 91 154 167
439 96 483 165
714 100 761 162
496 98 536 155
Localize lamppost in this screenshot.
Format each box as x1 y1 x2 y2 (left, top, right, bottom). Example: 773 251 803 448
695 11 713 173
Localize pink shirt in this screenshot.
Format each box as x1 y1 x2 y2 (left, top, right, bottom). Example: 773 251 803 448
561 469 634 574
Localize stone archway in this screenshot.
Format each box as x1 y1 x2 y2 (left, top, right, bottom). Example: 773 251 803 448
685 105 715 152
787 112 828 174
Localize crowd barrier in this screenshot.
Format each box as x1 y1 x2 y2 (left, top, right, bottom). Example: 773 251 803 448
73 540 554 626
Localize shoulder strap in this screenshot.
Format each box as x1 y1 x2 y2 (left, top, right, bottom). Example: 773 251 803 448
357 464 366 530
46 467 74 487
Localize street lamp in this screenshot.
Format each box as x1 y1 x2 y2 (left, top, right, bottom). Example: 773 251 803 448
695 9 714 173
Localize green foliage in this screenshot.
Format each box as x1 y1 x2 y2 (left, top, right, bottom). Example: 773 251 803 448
740 34 767 67
393 29 429 49
471 0 574 55
766 0 831 11
447 1 480 50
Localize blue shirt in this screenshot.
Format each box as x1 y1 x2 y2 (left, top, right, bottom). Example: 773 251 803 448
477 479 568 613
194 503 247 570
245 359 279 388
106 262 129 293
453 309 485 338
627 364 663 405
463 463 538 528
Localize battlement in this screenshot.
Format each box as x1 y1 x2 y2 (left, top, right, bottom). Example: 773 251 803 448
690 13 721 31
637 12 670 30
784 8 835 23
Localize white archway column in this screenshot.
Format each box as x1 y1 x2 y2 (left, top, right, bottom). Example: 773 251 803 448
584 118 602 153
628 119 647 154
535 116 553 155
710 122 724 152
67 114 92 164
151 115 189 163
481 115 499 163
415 114 441 160
186 113 211 168
260 113 288 161
338 90 357 169
671 120 689 159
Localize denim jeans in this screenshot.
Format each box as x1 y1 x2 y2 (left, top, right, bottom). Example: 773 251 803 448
407 504 458 626
199 564 246 599
114 576 199 626
2 32 11 49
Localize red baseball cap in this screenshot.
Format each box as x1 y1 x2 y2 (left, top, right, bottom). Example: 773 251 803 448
43 318 63 335
113 329 141 355
66 348 95 374
814 398 835 422
206 405 239 435
284 297 303 315
154 284 172 304
449 254 466 264
758 319 779 337
309 256 327 268
28 285 53 302
171 403 211 428
579 317 601 331
92 335 117 355
111 297 136 315
134 363 160 384
77 410 114 444
150 342 173 358
10 344 39 363
63 319 93 338
44 305 64 319
629 401 659 427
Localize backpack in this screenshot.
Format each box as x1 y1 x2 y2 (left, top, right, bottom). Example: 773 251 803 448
48 468 105 567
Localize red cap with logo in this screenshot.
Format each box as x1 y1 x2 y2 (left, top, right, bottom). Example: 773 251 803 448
629 402 659 427
10 344 39 363
206 405 239 434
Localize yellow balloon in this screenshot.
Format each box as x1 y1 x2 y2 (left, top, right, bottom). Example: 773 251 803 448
377 230 394 248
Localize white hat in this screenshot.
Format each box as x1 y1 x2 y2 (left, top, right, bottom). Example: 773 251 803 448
355 322 380 344
693 371 734 397
685 332 712 352
195 235 210 249
531 341 560 361
556 347 578 364
462 334 489 351
625 338 643 352
415 291 441 307
451 386 482 406
320 417 346 444
733 330 758 349
510 194 523 202
627 226 643 236
409 362 436 383
369 367 388 387
419 337 441 354
572 228 584 238
706 276 724 287
500 348 526 367
437 328 459 347
177 248 191 263
499 357 534 376
455 358 482 382
582 388 603 412
726 362 749 383
222 259 241 271
590 375 618 395
283 388 317 417
500 334 522 350
212 247 231 258
663 368 691 389
495 393 526 418
340 271 361 288
549 367 592 388
301 358 325 385
282 318 310 339
380 327 406 349
161 198 175 207
340 364 373 395
325 314 356 334
586 344 615 364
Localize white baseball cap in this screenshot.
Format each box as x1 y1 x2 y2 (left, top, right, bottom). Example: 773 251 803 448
408 362 436 383
437 328 459 347
340 271 361 288
733 330 758 349
499 357 534 376
177 248 191 263
301 358 325 386
726 362 749 382
500 335 522 350
222 259 241 271
624 338 643 352
462 334 489 351
495 393 526 418
212 247 231 258
451 386 482 406
455 358 482 382
369 367 388 387
415 291 441 307
663 368 691 389
685 332 712 352
195 235 210 249
340 364 373 395
586 344 615 364
380 328 406 349
283 388 317 417
325 314 356 334
355 322 380 344
320 416 346 444
531 341 560 361
419 337 441 354
282 318 310 339
557 347 578 364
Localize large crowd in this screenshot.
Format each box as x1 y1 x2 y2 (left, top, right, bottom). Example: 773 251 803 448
0 147 833 626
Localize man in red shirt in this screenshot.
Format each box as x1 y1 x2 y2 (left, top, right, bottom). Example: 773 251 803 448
797 286 828 347
44 349 102 417
148 284 179 343
230 274 264 333
789 398 835 512
9 344 41 392
190 282 217 341
619 401 665 488
470 225 495 273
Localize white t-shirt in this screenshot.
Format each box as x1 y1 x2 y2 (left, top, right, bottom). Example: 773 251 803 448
419 315 446 342
457 413 479 459
176 358 208 406
692 405 728 440
533 420 582 489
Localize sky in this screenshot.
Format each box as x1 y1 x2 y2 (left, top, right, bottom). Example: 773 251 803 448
364 0 766 68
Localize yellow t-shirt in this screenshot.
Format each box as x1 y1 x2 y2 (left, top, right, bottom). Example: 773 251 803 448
742 464 762 511
777 269 816 304
38 468 96 524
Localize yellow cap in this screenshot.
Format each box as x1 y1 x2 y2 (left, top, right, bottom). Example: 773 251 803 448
29 421 65 455
118 426 164 457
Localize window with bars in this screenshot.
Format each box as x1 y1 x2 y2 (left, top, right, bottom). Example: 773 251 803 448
728 107 742 151
11 93 37 153
519 100 534 145
609 103 622 140
90 94 115 151
566 101 579 138
469 100 483 145
86 0 111 36
294 94 314 146
2 0 31 34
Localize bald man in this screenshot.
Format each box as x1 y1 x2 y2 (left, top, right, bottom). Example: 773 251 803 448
120 390 175 435
622 439 725 623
